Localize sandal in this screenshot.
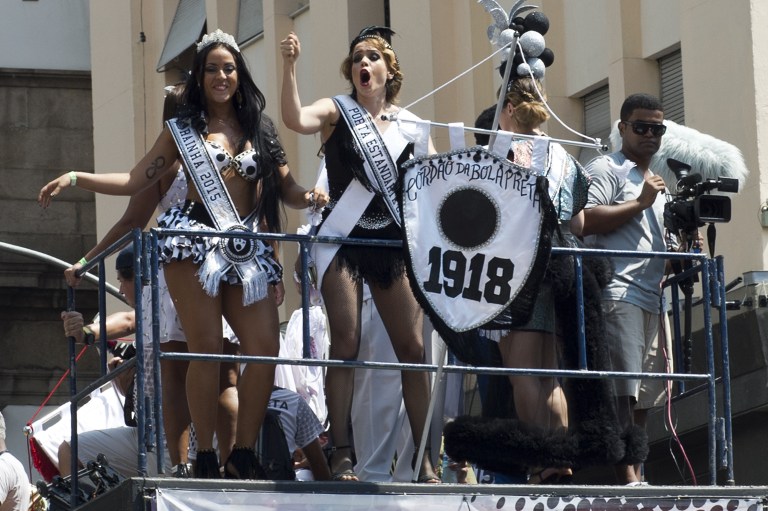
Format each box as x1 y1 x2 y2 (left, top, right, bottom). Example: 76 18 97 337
412 449 441 484
194 449 220 479
528 467 573 485
328 445 359 482
224 446 267 480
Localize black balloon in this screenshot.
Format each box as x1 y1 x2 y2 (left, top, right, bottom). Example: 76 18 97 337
511 16 526 31
524 11 550 35
539 47 555 67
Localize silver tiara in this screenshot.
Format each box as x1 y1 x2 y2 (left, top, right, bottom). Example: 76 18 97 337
196 29 240 53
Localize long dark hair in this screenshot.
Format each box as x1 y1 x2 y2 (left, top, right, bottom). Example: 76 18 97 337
180 41 283 233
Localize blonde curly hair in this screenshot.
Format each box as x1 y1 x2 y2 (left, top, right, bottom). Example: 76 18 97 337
504 77 549 131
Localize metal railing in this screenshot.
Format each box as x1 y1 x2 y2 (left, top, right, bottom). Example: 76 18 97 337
57 225 733 504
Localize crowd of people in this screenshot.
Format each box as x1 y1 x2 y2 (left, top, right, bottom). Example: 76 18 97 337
31 25 682 489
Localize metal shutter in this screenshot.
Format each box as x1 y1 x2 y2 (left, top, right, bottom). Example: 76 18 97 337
578 85 611 166
660 50 685 125
156 0 206 72
237 0 264 45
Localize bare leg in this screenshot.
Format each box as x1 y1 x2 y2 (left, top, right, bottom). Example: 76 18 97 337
499 330 570 482
498 331 568 430
163 260 223 459
370 275 438 482
320 260 362 480
57 442 81 477
613 396 642 484
216 340 240 464
160 340 191 466
221 283 279 478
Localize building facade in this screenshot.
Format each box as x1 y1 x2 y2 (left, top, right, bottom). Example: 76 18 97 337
2 0 767 483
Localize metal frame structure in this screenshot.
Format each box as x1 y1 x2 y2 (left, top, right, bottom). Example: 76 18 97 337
54 225 735 506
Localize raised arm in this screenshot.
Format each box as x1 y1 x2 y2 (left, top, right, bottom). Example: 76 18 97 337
280 32 337 136
38 128 179 208
581 174 666 236
63 170 174 287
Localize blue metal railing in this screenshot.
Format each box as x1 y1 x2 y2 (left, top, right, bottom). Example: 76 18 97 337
60 226 734 494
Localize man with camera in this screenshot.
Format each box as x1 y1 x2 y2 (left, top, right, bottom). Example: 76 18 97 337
578 93 671 486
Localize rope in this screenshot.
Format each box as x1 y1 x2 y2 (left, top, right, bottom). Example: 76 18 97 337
23 343 90 481
25 344 91 429
400 45 509 112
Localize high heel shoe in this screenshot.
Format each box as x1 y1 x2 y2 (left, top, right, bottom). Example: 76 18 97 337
328 445 358 482
411 448 440 484
194 449 220 479
224 446 267 480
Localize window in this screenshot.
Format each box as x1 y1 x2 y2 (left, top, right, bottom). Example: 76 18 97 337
578 85 611 167
659 50 684 125
237 0 263 45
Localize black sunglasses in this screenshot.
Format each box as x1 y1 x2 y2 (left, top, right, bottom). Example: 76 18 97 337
622 121 666 137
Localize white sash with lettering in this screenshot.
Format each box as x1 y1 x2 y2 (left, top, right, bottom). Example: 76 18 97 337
312 100 419 292
401 131 549 331
167 118 268 305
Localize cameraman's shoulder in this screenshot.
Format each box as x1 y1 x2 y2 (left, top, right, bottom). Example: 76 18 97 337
584 153 622 182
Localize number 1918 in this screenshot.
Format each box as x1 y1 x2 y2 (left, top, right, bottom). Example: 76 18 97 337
422 246 514 304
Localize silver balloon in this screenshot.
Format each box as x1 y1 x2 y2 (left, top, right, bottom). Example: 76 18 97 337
519 30 545 58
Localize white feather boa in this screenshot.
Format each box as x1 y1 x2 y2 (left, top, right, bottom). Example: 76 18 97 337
609 119 748 191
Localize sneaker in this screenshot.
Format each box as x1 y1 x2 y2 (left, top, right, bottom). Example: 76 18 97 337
626 481 649 487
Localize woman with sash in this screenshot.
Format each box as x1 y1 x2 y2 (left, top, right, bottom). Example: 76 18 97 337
280 27 440 483
492 77 589 484
43 84 243 478
38 29 327 479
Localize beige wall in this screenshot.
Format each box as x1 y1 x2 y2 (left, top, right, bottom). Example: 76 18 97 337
88 0 768 317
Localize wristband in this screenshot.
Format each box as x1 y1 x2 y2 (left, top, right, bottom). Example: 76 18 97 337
77 257 88 266
82 326 96 346
69 171 77 187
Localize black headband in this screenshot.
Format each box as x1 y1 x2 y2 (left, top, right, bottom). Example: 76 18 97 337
349 26 397 56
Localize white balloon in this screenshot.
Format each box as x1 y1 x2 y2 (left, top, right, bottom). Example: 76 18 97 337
519 31 545 58
501 47 512 61
528 58 546 78
498 28 517 48
516 62 531 77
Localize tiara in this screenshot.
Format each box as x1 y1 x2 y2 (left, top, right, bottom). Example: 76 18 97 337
196 29 240 53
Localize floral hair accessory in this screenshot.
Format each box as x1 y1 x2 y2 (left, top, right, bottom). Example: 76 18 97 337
196 29 240 53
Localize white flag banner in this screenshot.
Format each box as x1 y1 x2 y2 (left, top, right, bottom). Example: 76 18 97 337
402 147 548 332
153 488 763 511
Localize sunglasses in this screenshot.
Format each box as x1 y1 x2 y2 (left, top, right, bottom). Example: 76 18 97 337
622 121 666 137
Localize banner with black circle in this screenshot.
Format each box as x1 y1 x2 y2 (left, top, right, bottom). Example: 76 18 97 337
402 146 555 333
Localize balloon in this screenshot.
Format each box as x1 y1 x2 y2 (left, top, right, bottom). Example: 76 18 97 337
539 48 555 67
519 31 545 58
498 28 517 48
523 11 550 36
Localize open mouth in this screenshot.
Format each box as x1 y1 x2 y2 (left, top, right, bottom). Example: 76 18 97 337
360 69 371 86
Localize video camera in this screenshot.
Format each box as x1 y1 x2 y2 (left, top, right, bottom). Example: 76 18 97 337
663 158 738 236
107 340 136 361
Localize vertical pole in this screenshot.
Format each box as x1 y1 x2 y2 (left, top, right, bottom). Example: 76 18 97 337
66 287 79 510
716 256 735 484
488 35 519 150
700 258 717 484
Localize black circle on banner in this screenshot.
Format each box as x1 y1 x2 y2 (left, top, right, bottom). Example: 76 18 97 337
439 187 499 249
